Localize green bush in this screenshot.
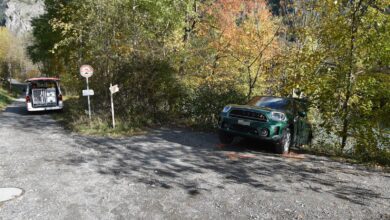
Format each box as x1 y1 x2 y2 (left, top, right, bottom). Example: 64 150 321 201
180 82 246 129
113 59 184 124
353 128 390 166
0 87 12 110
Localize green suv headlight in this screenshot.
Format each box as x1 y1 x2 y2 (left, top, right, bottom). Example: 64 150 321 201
271 112 287 121
222 106 232 113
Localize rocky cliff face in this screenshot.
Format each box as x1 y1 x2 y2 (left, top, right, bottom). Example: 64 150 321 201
0 0 44 36
0 0 7 25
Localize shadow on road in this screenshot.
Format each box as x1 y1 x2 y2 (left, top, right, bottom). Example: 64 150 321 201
52 129 389 207
3 102 60 116
0 100 64 135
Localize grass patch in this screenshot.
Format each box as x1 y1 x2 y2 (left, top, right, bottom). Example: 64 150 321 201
52 97 146 137
0 87 12 111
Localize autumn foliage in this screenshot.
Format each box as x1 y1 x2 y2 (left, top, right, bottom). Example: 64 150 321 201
25 0 389 164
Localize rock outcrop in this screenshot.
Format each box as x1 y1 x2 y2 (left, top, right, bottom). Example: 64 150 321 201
0 0 44 36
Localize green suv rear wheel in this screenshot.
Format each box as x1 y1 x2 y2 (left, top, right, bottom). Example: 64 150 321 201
275 128 291 154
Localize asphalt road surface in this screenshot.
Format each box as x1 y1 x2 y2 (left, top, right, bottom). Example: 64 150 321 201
1 100 389 220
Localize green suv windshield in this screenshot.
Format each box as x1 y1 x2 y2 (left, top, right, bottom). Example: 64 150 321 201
248 97 291 111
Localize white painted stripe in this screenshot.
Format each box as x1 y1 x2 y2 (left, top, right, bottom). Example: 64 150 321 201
0 188 23 203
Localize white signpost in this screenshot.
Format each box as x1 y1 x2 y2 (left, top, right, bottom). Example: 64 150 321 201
80 65 94 120
109 84 119 128
82 89 95 96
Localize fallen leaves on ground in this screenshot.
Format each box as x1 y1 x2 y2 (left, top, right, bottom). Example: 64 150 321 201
225 152 256 160
282 151 306 160
216 143 227 149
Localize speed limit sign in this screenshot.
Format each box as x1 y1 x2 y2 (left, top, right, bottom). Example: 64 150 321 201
80 65 94 78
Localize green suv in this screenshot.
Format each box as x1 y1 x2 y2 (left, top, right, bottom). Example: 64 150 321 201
218 96 312 154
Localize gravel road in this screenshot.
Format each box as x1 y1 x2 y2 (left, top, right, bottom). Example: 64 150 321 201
0 100 389 220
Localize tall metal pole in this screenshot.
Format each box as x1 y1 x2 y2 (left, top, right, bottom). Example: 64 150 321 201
110 83 115 128
86 77 91 120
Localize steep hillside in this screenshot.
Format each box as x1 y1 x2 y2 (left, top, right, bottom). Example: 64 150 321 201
0 0 7 25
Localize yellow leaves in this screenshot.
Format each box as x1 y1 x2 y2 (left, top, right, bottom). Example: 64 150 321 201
0 27 11 61
189 0 283 97
0 28 26 62
50 18 75 38
202 0 280 58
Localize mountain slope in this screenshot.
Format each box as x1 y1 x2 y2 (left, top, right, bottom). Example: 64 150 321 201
0 0 44 36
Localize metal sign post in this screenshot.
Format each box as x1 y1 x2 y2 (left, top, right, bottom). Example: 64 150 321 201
86 77 91 120
80 65 94 121
109 84 119 128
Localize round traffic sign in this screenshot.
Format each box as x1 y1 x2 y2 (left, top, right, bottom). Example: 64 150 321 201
80 65 94 78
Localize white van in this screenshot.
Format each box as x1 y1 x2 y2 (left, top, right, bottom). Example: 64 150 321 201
25 77 64 112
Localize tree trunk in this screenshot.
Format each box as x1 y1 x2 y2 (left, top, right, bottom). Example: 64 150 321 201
183 1 197 43
246 66 253 100
340 0 363 150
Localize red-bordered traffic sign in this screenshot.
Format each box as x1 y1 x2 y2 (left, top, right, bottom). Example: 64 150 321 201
80 65 94 78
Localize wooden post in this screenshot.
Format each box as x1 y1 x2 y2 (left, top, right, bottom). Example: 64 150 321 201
110 83 116 129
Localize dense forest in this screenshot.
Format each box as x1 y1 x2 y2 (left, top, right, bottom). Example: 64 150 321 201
2 0 389 164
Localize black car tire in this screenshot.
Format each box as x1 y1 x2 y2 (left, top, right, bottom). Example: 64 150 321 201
219 131 234 145
307 130 313 147
275 128 292 154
